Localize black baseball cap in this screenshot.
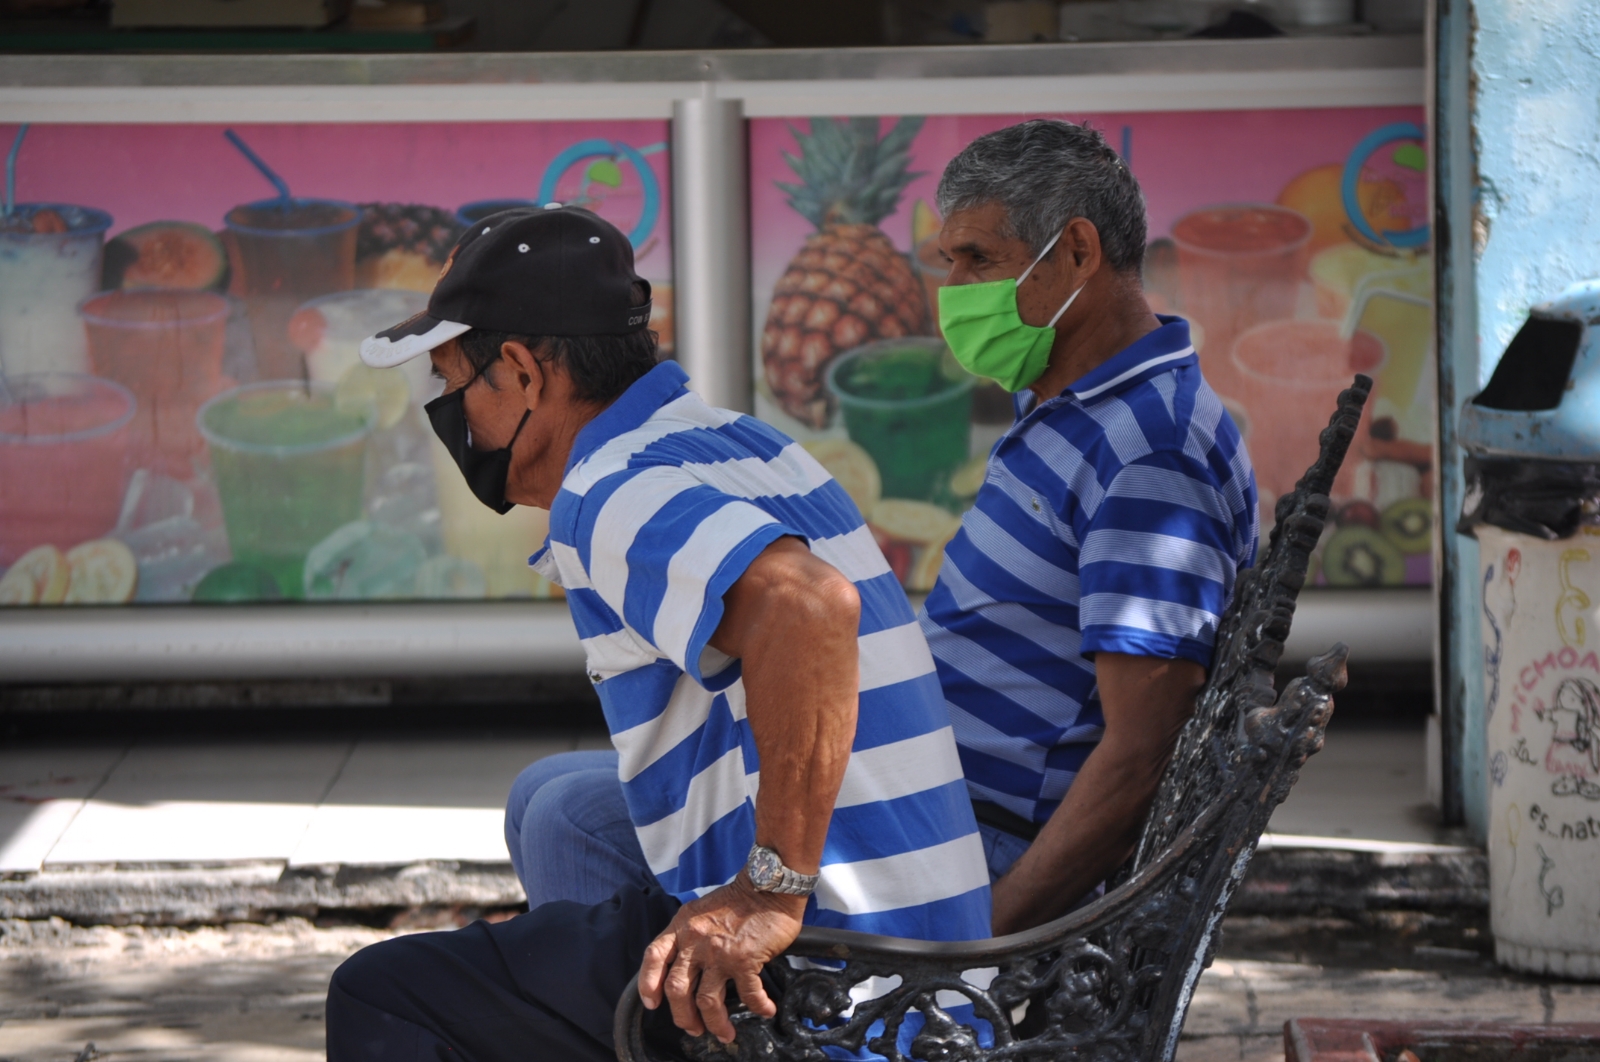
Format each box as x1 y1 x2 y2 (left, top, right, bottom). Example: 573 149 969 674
361 205 652 369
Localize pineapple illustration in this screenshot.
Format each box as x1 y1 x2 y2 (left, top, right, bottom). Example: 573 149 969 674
762 116 932 429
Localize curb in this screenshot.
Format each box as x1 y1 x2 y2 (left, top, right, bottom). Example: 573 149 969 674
0 861 526 924
0 836 1488 926
1284 1019 1600 1061
1234 836 1487 915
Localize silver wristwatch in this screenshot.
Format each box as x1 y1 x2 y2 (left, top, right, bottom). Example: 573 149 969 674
744 844 820 896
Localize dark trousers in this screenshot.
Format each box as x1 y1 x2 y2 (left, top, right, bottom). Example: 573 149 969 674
326 882 681 1062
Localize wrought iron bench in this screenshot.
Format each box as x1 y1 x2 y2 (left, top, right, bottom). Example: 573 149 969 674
616 375 1372 1062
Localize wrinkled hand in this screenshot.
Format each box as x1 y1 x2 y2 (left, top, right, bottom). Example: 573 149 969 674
637 875 805 1043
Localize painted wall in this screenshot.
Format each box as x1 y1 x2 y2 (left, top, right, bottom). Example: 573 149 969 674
1473 0 1600 366
1450 0 1600 838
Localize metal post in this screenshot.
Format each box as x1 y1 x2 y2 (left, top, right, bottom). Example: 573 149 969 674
671 93 752 413
1430 0 1481 837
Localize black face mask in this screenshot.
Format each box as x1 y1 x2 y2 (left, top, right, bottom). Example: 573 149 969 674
424 376 532 516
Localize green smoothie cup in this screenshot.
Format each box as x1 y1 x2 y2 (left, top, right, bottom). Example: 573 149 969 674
825 338 975 503
197 381 376 599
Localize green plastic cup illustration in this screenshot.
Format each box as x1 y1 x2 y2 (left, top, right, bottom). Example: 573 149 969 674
825 338 975 503
197 381 375 599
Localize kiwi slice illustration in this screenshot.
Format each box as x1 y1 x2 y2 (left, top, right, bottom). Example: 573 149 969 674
1322 525 1407 587
1381 497 1433 554
1336 499 1380 529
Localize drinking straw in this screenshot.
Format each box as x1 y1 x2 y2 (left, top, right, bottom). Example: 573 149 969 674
4 124 28 218
223 128 292 203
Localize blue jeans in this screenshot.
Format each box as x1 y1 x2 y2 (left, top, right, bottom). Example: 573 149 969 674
503 750 1029 907
504 750 658 910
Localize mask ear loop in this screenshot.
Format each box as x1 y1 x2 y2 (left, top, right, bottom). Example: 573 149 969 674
1048 284 1085 327
505 409 533 449
1016 229 1064 286
1017 228 1084 328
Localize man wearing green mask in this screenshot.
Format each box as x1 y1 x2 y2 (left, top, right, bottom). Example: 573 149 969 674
920 118 1261 934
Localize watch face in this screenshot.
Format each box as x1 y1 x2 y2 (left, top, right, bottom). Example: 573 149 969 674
748 846 782 888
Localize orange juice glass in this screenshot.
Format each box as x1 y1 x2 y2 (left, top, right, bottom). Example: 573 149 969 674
0 373 135 565
1230 319 1384 509
224 198 359 381
81 289 230 478
1173 204 1313 396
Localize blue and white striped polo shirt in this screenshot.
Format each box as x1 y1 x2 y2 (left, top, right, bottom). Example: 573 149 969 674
531 360 990 942
920 317 1258 828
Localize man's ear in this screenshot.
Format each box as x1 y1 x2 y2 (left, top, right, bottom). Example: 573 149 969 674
1062 217 1104 282
500 340 546 412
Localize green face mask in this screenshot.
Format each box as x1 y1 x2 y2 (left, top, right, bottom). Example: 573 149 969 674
937 230 1084 392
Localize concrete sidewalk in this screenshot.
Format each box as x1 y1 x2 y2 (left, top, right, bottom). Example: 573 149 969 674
2 732 613 875
4 910 1597 1062
2 720 1439 874
1 720 1473 926
0 718 1533 1062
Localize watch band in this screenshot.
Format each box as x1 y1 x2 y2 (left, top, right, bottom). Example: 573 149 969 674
744 843 820 896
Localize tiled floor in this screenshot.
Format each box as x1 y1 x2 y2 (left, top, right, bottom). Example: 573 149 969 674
0 722 1433 873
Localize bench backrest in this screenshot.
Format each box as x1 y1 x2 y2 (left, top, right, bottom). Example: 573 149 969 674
1133 372 1370 870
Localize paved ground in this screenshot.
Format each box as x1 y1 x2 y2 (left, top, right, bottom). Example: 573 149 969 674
4 910 1599 1062
0 715 1507 1061
0 720 1437 881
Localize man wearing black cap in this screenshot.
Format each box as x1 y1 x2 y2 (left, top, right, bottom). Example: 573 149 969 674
326 207 990 1062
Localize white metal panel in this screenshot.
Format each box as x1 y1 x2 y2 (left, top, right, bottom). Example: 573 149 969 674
0 602 586 682
0 590 1429 682
0 66 1421 124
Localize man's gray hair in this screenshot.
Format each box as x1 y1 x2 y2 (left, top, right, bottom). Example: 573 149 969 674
935 119 1147 273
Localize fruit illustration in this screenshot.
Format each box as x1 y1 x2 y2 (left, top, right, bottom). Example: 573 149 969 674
63 539 138 604
103 221 229 291
869 498 962 591
335 362 410 431
911 199 942 247
0 544 70 605
762 117 932 429
1380 497 1432 554
802 437 882 517
949 454 989 499
1322 524 1406 587
355 203 464 292
1335 499 1380 529
1276 163 1414 257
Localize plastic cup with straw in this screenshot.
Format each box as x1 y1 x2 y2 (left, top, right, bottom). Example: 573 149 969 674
0 124 114 376
221 128 360 383
5 123 29 219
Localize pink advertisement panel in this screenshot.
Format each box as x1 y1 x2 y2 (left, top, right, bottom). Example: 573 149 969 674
750 108 1433 591
0 120 671 606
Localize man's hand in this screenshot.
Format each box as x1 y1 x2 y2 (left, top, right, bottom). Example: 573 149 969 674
638 876 805 1043
990 652 1203 935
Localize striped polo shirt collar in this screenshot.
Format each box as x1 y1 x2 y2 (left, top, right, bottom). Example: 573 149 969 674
1063 314 1196 403
565 360 691 474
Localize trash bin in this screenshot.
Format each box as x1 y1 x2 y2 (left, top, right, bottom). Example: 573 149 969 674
1460 279 1600 978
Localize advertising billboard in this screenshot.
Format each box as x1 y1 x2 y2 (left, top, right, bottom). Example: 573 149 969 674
0 120 671 606
750 108 1433 592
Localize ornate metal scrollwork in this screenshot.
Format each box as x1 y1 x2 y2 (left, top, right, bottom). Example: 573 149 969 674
617 377 1372 1062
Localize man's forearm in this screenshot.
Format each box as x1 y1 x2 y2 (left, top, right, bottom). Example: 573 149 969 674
740 585 859 874
991 651 1203 935
714 539 861 875
989 741 1165 934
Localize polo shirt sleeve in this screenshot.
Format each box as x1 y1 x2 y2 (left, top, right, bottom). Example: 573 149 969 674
575 464 802 688
1075 448 1242 667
